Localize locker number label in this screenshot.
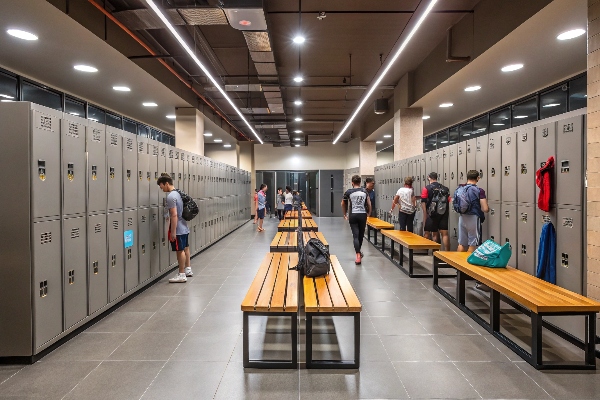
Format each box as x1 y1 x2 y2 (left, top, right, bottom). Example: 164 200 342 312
563 123 574 133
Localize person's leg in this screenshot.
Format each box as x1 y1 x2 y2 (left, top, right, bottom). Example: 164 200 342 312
457 215 469 252
357 213 367 252
348 215 361 262
466 215 481 253
398 212 407 231
407 213 415 233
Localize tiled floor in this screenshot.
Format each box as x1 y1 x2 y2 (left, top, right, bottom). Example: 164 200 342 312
2 216 600 399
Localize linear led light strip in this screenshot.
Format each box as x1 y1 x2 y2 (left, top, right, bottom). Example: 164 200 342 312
332 0 438 144
146 0 264 144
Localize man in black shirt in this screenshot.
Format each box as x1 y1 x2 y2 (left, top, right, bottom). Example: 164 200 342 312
420 172 451 251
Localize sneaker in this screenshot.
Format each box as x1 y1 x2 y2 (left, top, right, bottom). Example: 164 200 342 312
355 254 362 265
360 252 364 259
474 282 490 292
168 273 187 283
184 267 193 277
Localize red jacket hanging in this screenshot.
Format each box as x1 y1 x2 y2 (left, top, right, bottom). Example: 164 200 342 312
536 156 554 212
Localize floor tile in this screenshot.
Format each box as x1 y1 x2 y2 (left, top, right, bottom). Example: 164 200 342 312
170 332 239 361
393 361 480 399
432 335 510 362
517 362 600 399
44 332 130 361
381 335 450 362
370 316 428 335
215 362 299 400
114 295 171 313
190 311 243 334
362 301 413 317
137 311 200 333
416 315 480 335
108 332 186 361
87 311 155 333
0 366 22 385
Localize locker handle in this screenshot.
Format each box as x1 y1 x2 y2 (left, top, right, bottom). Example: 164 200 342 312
490 168 495 177
561 253 569 268
39 280 48 297
520 164 527 174
560 160 570 173
67 163 74 181
93 261 99 274
127 169 131 181
110 167 115 179
91 165 98 181
147 172 151 181
38 160 46 181
139 170 143 181
504 166 510 176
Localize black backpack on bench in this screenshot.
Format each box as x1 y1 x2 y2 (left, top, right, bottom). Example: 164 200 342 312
290 206 330 277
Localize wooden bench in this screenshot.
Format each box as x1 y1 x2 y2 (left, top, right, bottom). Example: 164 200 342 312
433 251 600 370
284 210 312 219
241 252 299 368
278 219 318 232
366 217 394 246
270 231 328 252
304 255 362 369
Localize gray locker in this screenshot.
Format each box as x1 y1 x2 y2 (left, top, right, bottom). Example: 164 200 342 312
535 122 556 206
87 121 107 214
159 206 169 271
435 150 443 186
535 208 557 265
183 152 190 195
124 209 139 291
106 128 123 211
425 152 433 181
88 213 108 315
500 203 517 268
466 138 476 172
448 144 458 193
475 135 488 194
175 150 183 190
456 142 467 185
516 204 536 275
149 141 160 206
419 156 426 194
556 116 584 207
169 147 178 188
190 155 197 199
517 127 535 204
501 130 517 203
32 219 62 349
32 105 62 220
556 207 583 294
449 210 459 250
138 208 151 283
61 115 86 216
198 157 205 199
63 216 87 329
122 131 137 209
190 217 197 255
487 132 502 202
487 201 501 243
137 137 150 207
166 205 177 267
107 211 125 302
150 207 161 277
442 147 450 189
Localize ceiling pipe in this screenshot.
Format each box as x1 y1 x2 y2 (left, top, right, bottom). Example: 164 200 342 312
87 0 251 142
446 27 471 63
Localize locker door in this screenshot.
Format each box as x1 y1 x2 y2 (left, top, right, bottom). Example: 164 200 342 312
535 208 557 268
63 216 87 329
149 142 159 206
138 208 150 283
419 155 426 194
516 205 536 275
556 208 583 294
106 128 123 211
137 138 150 208
425 153 433 181
170 148 179 190
88 213 108 315
167 204 177 267
517 127 535 204
158 144 167 177
196 199 204 250
190 218 197 255
159 206 169 271
486 201 501 243
448 144 458 193
466 138 476 172
500 203 517 267
475 135 488 195
556 116 584 207
87 122 107 214
32 219 62 349
436 150 444 188
182 151 189 195
487 132 502 202
501 130 517 203
150 207 160 277
535 122 556 206
61 115 86 216
122 131 137 209
124 209 139 291
176 150 184 190
31 105 62 220
198 157 205 199
442 147 450 189
449 210 459 251
107 211 125 302
456 142 467 185
190 156 197 199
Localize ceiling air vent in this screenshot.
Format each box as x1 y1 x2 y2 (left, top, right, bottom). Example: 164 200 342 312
243 32 271 52
178 8 228 25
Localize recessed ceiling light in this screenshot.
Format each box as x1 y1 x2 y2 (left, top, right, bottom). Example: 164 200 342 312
422 115 430 120
294 130 303 133
69 112 79 116
0 94 14 99
143 102 158 107
1 99 13 102
224 144 232 147
294 100 303 106
383 134 391 138
493 123 505 126
294 76 303 83
214 139 222 143
88 117 99 122
501 64 523 72
294 138 301 141
295 117 302 122
440 140 449 143
203 132 213 136
543 103 560 108
293 36 305 44
7 29 38 41
166 115 176 119
294 144 300 147
74 65 98 73
439 103 453 108
376 140 383 144
464 85 481 92
113 86 131 91
514 115 528 119
557 29 585 40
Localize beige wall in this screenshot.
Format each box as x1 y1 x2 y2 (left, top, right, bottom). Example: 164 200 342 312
204 144 237 167
377 150 394 166
254 142 351 170
346 139 360 169
175 108 204 155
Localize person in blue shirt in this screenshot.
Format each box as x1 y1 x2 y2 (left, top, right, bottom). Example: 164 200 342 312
256 183 268 232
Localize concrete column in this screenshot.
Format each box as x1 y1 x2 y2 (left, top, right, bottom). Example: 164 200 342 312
239 141 255 211
175 108 204 155
359 141 376 176
393 107 423 161
587 0 600 302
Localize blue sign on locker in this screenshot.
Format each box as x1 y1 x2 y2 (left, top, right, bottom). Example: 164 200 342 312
124 230 134 248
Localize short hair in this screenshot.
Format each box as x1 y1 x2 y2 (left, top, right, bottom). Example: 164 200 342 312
428 172 438 180
365 177 374 184
157 173 173 186
277 187 282 192
467 170 480 180
352 175 361 185
285 186 292 192
259 183 266 190
404 176 413 186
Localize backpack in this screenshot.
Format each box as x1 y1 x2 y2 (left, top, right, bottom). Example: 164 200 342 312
452 184 479 215
296 238 331 277
427 184 449 217
398 188 415 214
174 189 199 221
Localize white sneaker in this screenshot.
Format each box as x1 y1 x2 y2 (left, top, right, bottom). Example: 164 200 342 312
184 267 193 277
168 273 187 283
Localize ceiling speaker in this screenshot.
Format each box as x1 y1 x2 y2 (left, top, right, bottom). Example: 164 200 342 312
374 98 388 115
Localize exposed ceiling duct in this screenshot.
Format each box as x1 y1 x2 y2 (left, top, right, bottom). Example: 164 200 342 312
178 8 229 25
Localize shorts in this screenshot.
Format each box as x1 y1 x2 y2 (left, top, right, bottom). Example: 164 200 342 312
424 211 449 232
458 214 482 247
257 208 265 219
170 233 189 251
284 204 293 212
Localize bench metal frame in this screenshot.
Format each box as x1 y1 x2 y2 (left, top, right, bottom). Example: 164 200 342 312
433 257 598 370
242 311 298 369
305 312 360 369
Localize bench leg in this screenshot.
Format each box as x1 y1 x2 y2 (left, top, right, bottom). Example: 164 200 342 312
408 249 414 277
456 271 466 306
585 313 597 367
306 313 360 369
381 235 385 254
374 230 378 246
354 313 361 369
433 256 439 286
531 313 543 367
490 289 501 333
367 226 371 242
399 244 404 267
243 312 298 369
390 240 394 261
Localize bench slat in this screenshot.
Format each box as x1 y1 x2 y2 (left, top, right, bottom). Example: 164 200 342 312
367 217 394 230
285 253 299 312
382 230 441 250
330 256 362 312
241 253 276 311
304 276 319 312
327 268 350 312
315 275 333 311
270 254 291 311
255 253 282 311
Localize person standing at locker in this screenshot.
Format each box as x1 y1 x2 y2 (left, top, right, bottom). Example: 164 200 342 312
421 172 451 250
284 186 294 213
276 187 285 220
391 176 417 232
157 173 192 283
365 177 376 217
456 170 489 253
253 188 258 224
257 184 268 232
342 175 372 265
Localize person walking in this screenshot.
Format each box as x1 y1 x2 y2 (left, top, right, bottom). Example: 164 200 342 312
284 186 294 213
391 176 417 232
256 184 268 232
421 172 451 250
455 170 489 253
157 173 192 283
276 187 285 220
365 177 376 217
341 175 372 265
253 188 258 224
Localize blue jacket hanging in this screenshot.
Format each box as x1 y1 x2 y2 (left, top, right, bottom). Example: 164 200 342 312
536 222 556 284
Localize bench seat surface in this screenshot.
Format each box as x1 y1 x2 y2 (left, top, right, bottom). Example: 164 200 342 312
435 251 600 313
382 230 441 250
270 231 328 251
278 219 318 231
241 252 299 312
304 255 362 312
284 210 313 219
366 217 394 230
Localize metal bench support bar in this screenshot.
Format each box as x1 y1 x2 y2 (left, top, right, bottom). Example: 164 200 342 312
243 311 298 369
305 312 360 369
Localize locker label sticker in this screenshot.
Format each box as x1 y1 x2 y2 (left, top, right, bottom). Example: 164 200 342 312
124 230 134 248
563 123 574 133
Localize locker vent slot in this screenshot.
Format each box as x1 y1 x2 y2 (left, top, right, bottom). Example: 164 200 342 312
128 218 133 227
521 244 526 255
520 164 527 174
70 228 80 239
110 133 118 146
563 123 574 133
561 253 569 268
68 122 80 138
126 138 134 151
560 160 569 173
520 213 528 223
40 232 52 244
93 261 99 274
68 270 75 284
542 215 551 223
39 281 48 297
95 223 102 234
138 142 145 153
37 114 53 131
562 217 573 228
113 221 119 230
92 129 102 142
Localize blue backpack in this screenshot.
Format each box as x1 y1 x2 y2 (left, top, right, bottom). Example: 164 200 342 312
453 184 479 214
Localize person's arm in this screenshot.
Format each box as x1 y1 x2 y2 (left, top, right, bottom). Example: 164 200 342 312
169 207 177 242
480 198 489 213
365 195 372 216
420 186 428 221
391 195 400 212
341 192 349 219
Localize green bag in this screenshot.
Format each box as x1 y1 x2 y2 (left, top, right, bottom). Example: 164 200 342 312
467 240 512 268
